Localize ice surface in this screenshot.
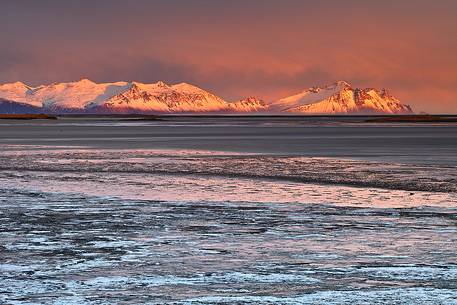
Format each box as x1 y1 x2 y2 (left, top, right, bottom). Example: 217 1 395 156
0 189 455 304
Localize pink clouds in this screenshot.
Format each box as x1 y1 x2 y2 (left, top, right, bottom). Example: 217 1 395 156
0 0 456 113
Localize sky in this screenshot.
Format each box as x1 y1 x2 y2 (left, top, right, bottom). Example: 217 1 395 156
1 0 456 113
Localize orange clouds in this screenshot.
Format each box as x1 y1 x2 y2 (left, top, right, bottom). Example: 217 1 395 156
0 0 456 113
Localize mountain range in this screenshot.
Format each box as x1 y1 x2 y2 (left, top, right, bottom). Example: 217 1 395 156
0 79 413 115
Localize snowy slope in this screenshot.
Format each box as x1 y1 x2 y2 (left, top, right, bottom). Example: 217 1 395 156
275 81 413 114
271 81 350 111
0 82 42 107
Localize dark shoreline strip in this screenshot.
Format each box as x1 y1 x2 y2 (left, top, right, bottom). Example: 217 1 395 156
0 114 57 120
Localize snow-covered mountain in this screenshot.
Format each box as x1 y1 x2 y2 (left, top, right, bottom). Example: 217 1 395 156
0 79 130 111
0 79 413 114
273 81 413 114
88 81 229 113
0 79 263 114
228 97 269 113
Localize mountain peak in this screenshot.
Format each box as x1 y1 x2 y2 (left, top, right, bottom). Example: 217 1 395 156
302 81 351 95
171 82 205 94
172 82 195 89
335 80 351 87
154 81 169 88
324 80 351 90
12 81 28 87
76 78 95 85
130 81 143 87
0 81 29 89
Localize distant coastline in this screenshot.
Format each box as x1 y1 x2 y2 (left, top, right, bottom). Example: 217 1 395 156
0 114 57 120
1 113 456 123
365 115 457 123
